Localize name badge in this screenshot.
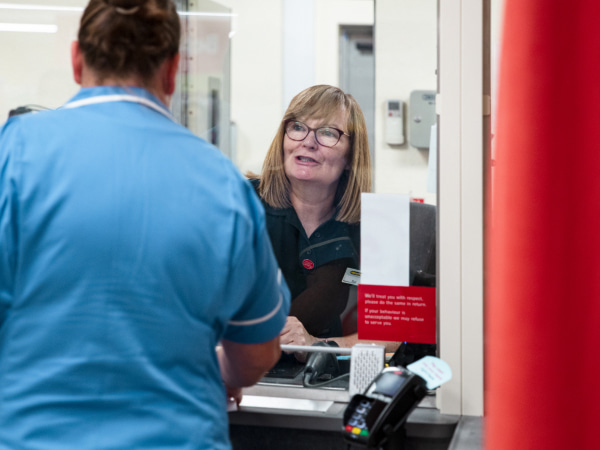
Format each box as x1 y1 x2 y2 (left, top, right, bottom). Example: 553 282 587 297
342 267 361 285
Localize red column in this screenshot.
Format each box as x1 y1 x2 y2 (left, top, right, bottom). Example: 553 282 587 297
486 1 600 448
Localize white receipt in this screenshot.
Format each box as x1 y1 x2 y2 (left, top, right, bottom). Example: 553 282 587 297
407 356 452 390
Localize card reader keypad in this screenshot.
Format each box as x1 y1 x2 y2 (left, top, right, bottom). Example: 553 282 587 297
345 399 374 437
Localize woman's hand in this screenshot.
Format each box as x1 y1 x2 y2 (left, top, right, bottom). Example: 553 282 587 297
280 316 318 361
280 316 318 346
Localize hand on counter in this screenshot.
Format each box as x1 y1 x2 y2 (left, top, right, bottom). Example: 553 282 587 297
280 316 318 346
279 316 319 361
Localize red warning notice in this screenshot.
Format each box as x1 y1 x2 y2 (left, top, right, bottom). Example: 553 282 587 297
357 285 436 344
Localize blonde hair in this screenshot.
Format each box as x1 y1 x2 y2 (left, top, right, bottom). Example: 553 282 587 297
253 85 372 224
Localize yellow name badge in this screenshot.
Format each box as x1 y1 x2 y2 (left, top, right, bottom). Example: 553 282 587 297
342 268 361 286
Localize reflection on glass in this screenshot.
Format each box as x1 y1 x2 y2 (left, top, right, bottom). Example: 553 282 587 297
172 0 232 157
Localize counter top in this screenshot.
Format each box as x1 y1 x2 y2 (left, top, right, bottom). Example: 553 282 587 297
230 388 458 439
229 355 476 448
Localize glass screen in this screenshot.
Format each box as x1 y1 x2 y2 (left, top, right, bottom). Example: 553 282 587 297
372 372 408 398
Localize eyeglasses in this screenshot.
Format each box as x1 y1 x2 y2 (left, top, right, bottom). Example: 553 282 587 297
284 120 350 148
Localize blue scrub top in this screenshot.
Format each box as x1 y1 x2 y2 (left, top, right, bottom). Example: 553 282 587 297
0 86 290 449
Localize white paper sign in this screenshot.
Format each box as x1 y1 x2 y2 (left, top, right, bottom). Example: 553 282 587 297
360 193 410 286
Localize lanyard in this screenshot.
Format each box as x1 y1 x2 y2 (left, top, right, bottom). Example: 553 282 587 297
61 94 175 122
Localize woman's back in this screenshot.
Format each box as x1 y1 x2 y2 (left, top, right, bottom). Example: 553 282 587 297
0 86 273 449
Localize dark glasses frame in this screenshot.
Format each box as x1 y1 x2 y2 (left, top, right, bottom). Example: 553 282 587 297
284 120 350 148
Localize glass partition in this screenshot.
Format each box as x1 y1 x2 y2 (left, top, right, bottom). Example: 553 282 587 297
0 0 439 397
172 0 232 157
0 0 232 151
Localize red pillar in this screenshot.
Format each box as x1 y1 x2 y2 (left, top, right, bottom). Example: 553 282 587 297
486 0 600 448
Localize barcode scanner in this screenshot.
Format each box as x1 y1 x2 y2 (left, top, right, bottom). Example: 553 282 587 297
303 341 341 387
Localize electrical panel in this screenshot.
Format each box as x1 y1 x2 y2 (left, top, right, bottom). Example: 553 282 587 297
409 90 436 148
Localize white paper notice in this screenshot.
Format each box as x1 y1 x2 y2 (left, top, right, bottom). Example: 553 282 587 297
360 193 410 286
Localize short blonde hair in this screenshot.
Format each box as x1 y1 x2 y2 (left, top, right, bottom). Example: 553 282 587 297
254 85 372 224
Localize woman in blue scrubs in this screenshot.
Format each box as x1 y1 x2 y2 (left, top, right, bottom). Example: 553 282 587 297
250 85 372 343
0 0 290 448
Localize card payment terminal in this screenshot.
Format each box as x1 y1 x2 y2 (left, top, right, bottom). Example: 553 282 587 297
342 366 428 448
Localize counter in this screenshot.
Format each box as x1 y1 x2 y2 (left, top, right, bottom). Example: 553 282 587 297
229 378 466 450
229 349 483 450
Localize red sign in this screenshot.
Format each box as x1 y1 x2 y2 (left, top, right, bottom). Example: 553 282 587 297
357 285 436 344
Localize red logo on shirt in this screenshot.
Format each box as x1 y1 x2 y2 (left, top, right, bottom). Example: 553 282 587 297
302 259 315 270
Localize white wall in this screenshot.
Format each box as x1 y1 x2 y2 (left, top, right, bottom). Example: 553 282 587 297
213 0 283 174
1 0 435 200
491 0 505 137
374 0 437 201
218 0 435 198
0 1 85 116
217 0 376 177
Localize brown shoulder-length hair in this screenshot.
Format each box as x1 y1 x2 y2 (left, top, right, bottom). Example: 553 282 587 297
251 84 372 224
77 0 180 85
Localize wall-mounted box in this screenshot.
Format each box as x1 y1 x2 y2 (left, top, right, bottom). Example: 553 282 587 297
385 99 404 145
409 90 436 148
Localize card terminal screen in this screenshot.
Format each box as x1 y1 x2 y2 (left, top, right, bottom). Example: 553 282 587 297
372 372 408 398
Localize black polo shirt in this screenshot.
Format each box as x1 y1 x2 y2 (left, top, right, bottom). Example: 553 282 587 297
251 179 360 300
